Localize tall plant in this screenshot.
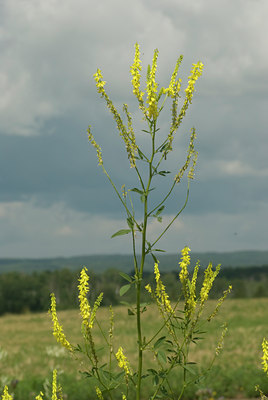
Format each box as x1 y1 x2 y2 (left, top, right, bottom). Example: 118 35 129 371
49 43 231 400
1 44 232 400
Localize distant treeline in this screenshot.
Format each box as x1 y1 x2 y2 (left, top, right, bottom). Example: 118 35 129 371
1 250 268 275
0 265 268 315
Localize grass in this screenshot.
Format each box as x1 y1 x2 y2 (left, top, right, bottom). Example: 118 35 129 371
0 298 268 399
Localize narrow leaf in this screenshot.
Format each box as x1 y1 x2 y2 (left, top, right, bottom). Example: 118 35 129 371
119 284 131 296
130 187 144 195
111 229 131 238
127 217 134 229
157 350 166 364
155 205 165 216
154 336 166 349
119 272 132 283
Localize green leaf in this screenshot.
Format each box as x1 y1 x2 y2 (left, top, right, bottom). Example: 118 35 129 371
157 350 166 364
111 229 131 238
153 249 166 253
155 205 165 216
127 217 134 229
128 308 135 316
140 194 145 203
119 284 131 296
130 187 144 195
119 272 132 283
154 336 166 349
157 216 162 223
158 170 171 176
183 364 196 375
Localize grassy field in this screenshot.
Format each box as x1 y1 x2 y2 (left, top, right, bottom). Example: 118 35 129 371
0 298 268 399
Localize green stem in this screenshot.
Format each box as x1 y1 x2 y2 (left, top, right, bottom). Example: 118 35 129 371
150 181 190 250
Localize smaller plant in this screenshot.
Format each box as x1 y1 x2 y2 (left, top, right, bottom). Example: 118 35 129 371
256 337 268 400
0 370 61 400
44 248 231 400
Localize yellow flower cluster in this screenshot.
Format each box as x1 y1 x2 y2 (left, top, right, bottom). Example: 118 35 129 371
208 285 232 321
116 347 132 375
87 126 103 166
78 267 103 329
215 324 228 356
179 247 191 286
200 263 221 304
262 338 268 375
93 69 138 168
1 386 12 400
52 369 58 400
175 128 197 183
35 392 44 400
49 293 72 351
94 68 106 96
96 387 104 400
185 62 204 102
164 55 183 98
154 263 173 314
167 61 203 153
78 267 91 325
130 43 144 103
186 262 199 317
146 49 159 119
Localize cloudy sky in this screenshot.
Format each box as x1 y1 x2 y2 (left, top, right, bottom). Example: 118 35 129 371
0 0 267 258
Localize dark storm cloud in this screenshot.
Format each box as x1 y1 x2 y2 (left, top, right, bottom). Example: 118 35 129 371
0 0 267 256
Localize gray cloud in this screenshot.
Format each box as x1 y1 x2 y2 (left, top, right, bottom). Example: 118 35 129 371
0 0 267 256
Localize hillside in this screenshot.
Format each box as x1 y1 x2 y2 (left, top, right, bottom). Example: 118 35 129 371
0 250 268 274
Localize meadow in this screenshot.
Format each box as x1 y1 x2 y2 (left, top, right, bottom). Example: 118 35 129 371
1 298 268 400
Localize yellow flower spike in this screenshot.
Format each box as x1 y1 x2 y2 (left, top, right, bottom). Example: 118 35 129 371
93 69 107 96
168 61 203 153
200 263 221 304
145 283 152 294
179 247 191 288
49 293 72 351
2 386 13 400
146 48 159 119
262 337 268 375
130 43 144 103
175 128 197 184
165 55 183 98
116 347 132 375
89 292 103 328
215 324 228 356
87 126 103 166
96 387 104 400
184 62 204 104
52 370 58 400
208 285 232 321
122 103 138 168
35 392 44 400
93 68 137 168
154 263 173 314
78 267 91 329
186 261 199 317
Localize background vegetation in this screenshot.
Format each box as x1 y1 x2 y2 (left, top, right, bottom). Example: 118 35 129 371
0 299 267 400
0 261 268 315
